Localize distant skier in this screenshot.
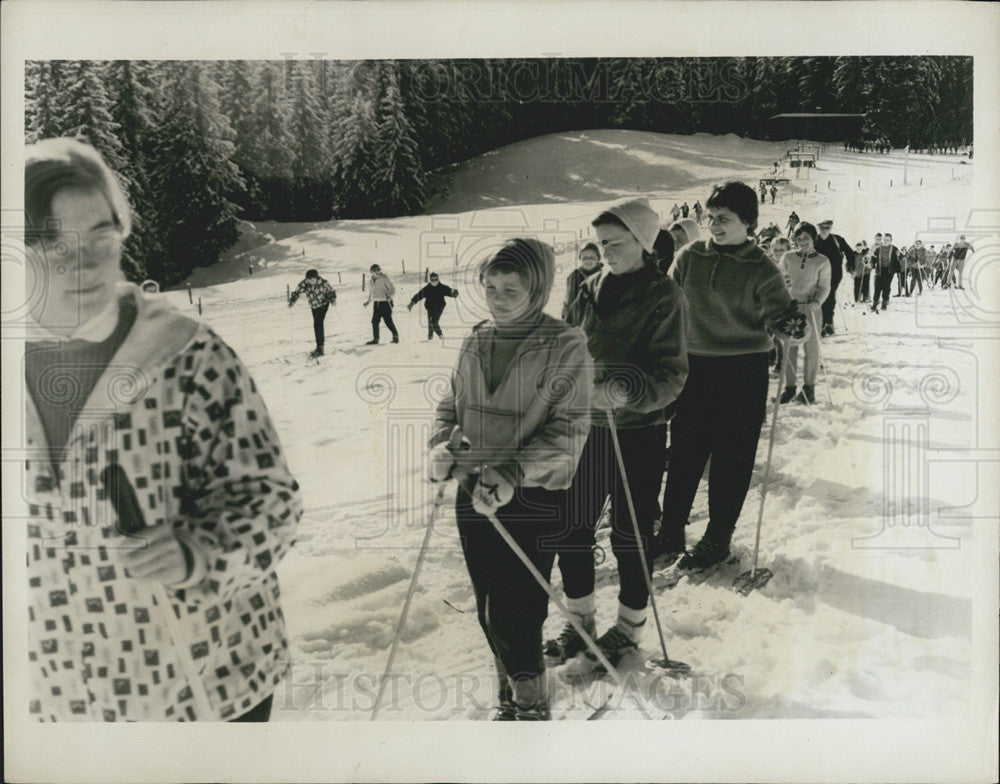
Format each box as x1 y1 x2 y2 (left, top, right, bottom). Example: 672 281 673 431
814 219 854 336
561 242 603 320
870 233 900 313
363 264 399 344
949 235 973 289
786 211 800 237
407 271 459 340
693 201 704 224
777 222 831 405
670 203 681 222
429 238 592 720
769 183 777 204
681 202 690 218
289 268 337 357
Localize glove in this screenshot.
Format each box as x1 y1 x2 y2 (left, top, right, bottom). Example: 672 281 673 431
774 310 807 342
471 466 515 516
592 378 630 411
427 427 471 482
407 303 413 311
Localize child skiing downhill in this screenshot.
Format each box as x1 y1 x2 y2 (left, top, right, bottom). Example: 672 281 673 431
429 238 592 720
289 268 337 357
363 264 399 344
407 272 458 340
653 181 805 571
778 222 831 405
546 197 689 672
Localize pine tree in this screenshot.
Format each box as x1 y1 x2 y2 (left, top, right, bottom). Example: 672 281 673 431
369 62 426 216
242 63 295 219
329 64 377 218
26 61 67 142
288 61 333 219
146 62 244 284
218 61 262 215
107 60 162 281
58 61 130 176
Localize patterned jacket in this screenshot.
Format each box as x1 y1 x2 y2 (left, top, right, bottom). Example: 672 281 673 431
24 284 301 721
289 276 337 309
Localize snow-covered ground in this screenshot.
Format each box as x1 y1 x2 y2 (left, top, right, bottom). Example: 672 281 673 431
159 132 998 726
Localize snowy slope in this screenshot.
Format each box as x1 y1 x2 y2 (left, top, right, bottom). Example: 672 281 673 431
160 132 994 722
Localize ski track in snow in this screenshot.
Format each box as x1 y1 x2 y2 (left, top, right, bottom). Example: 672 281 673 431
166 134 988 721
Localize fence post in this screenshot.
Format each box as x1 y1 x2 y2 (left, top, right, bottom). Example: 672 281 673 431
338 272 342 284
198 298 202 316
401 258 406 275
362 274 366 292
248 264 253 276
187 283 193 304
286 284 290 303
425 268 429 282
890 179 893 187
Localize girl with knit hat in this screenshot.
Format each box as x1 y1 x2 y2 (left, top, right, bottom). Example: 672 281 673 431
546 197 689 671
429 238 593 720
653 181 804 571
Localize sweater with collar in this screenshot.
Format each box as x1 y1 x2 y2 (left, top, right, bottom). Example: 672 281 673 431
672 239 797 356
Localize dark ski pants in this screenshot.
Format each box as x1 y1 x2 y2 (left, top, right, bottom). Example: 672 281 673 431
371 301 398 342
853 276 864 302
907 267 923 295
551 423 668 611
872 271 892 308
456 485 566 681
427 306 444 338
860 270 871 300
821 266 842 328
311 305 328 348
659 353 769 552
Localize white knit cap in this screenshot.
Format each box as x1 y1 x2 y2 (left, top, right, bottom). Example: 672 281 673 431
601 197 660 254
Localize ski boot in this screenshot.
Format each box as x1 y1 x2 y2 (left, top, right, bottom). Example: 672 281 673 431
796 384 816 405
587 626 639 672
677 537 730 572
779 385 797 404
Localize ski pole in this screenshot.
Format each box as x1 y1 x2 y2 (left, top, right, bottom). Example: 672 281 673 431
604 410 689 676
371 426 464 721
99 464 216 719
809 308 834 407
371 483 448 721
734 340 792 595
479 506 658 719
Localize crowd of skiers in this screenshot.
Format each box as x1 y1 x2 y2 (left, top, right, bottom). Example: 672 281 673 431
845 234 973 309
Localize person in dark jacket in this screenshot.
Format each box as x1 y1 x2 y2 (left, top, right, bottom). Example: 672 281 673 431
870 233 900 313
408 272 459 340
289 268 338 356
561 242 602 320
814 219 855 336
653 181 805 571
546 197 689 671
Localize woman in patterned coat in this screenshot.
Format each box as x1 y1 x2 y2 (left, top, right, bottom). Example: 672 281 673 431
22 138 302 721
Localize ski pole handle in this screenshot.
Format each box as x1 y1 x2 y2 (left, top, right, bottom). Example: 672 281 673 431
100 464 215 719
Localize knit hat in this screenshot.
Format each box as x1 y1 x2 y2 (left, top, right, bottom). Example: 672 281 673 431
818 220 833 229
600 197 660 254
479 237 555 324
666 218 701 245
